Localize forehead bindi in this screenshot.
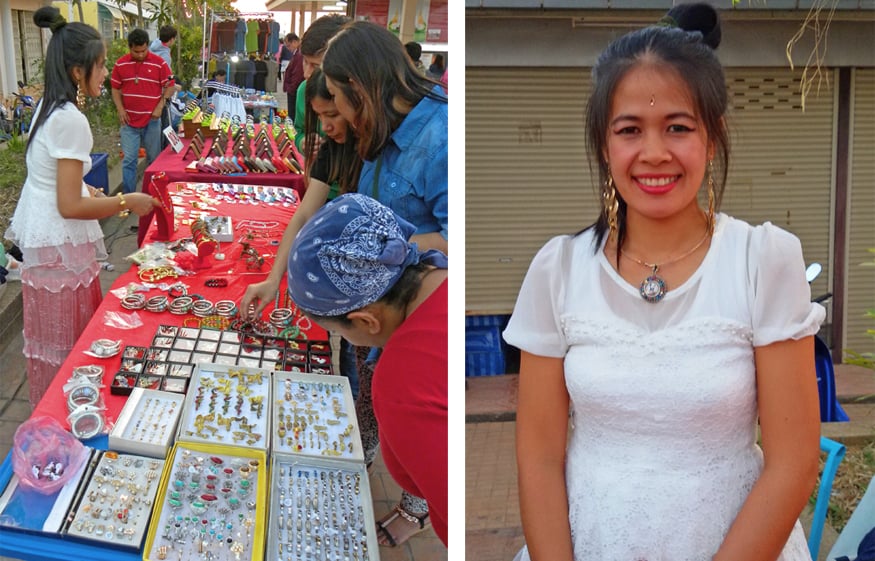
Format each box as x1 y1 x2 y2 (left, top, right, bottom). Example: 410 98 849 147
612 65 697 118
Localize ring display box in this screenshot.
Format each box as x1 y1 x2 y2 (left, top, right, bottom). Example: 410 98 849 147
0 448 96 536
143 442 267 561
64 451 165 550
177 363 272 450
109 388 185 458
267 456 379 561
272 372 363 462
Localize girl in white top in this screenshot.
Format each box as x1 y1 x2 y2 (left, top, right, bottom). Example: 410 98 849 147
5 6 157 406
504 4 824 561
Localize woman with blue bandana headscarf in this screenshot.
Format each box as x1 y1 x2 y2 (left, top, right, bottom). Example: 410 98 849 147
287 193 448 547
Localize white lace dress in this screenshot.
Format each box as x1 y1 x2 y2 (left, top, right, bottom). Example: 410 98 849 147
503 214 824 561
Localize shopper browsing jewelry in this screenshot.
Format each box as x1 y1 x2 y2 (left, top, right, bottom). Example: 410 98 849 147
4 6 159 406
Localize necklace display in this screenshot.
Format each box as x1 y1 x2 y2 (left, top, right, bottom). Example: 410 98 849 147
621 229 711 303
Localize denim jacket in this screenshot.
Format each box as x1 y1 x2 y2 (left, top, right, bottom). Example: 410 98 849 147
358 87 448 240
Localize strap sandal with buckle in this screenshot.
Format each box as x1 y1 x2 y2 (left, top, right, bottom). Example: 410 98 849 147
375 503 430 547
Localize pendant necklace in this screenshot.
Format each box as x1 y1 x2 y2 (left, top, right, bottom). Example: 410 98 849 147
621 229 711 303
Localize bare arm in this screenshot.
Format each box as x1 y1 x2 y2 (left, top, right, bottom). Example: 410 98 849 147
111 88 129 125
240 179 331 319
56 159 158 219
516 351 574 561
713 336 820 561
409 232 447 254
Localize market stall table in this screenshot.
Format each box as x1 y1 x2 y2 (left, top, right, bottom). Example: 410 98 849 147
138 126 307 246
0 181 329 561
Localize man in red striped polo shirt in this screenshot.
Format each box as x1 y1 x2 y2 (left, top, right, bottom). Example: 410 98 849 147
111 29 174 194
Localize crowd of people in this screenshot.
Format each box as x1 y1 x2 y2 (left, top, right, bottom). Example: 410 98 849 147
4 7 448 552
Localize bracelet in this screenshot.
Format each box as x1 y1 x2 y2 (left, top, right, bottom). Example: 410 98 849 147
117 192 126 207
67 383 100 412
72 365 104 385
204 278 228 288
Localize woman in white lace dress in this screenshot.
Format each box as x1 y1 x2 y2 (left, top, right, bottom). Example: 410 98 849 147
5 7 157 406
504 4 824 561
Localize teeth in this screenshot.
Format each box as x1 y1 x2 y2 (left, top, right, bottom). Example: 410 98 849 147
638 176 677 186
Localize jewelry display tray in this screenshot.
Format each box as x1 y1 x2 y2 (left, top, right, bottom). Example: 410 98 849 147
63 451 166 551
142 442 268 561
175 363 272 451
266 455 380 561
271 371 364 463
110 326 332 398
0 448 96 537
109 388 185 458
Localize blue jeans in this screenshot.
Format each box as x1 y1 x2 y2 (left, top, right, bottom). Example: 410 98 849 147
120 119 162 193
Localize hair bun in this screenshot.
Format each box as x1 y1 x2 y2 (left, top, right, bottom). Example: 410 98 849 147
666 3 721 50
33 6 66 32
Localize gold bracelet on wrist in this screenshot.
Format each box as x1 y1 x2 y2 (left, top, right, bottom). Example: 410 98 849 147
117 192 130 217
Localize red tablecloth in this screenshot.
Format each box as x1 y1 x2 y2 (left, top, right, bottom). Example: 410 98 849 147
33 182 326 427
138 135 307 245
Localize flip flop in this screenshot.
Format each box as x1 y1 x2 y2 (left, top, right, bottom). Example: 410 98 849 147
375 504 430 547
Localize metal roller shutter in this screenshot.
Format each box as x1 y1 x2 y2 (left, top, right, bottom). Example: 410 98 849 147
466 67 598 313
719 68 835 304
845 69 875 356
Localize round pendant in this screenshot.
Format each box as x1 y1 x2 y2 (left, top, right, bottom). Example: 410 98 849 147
639 274 667 303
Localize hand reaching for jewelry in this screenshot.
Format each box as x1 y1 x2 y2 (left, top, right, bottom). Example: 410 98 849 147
125 193 161 217
240 278 279 321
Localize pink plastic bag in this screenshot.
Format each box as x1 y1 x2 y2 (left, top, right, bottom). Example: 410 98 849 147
11 416 90 495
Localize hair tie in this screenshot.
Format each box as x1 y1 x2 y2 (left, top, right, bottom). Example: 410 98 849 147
50 15 67 32
656 15 678 28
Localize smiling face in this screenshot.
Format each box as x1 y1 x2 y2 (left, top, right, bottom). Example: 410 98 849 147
605 63 710 226
311 95 349 144
87 51 108 97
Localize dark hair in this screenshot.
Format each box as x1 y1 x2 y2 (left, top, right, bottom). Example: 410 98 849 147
306 262 430 326
285 33 299 43
127 28 149 47
321 21 446 161
27 6 104 153
158 25 177 43
304 68 362 196
404 41 422 61
212 69 226 79
300 14 350 56
586 2 730 254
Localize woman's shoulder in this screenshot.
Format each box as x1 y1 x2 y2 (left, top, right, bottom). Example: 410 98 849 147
47 102 87 126
719 213 802 252
530 229 598 269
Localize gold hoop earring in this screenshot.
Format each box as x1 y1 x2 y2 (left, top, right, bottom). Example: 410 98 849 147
707 159 716 234
604 174 618 241
76 82 86 110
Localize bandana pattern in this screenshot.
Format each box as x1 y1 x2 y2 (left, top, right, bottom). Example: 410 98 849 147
288 194 447 317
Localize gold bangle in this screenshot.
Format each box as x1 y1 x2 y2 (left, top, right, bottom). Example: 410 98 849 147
117 192 127 207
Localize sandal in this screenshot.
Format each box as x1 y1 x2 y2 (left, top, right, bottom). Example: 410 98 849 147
375 503 430 547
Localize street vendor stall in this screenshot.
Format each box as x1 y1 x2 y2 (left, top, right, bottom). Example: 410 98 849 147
0 182 379 561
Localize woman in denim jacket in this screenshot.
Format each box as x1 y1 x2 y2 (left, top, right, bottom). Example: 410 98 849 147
322 20 448 256
321 20 448 547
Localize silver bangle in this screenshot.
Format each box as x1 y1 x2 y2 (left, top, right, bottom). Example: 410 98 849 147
69 408 105 439
89 339 121 357
66 383 100 412
72 365 104 385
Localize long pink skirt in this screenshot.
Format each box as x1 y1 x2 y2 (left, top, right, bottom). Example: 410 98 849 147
21 275 102 406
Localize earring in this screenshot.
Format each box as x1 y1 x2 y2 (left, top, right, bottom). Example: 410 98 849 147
603 174 618 241
706 159 716 234
76 82 86 110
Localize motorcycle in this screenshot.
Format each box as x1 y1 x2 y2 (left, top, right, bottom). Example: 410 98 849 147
10 80 36 136
805 263 850 423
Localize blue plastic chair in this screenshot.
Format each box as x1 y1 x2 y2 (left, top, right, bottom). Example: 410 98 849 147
809 436 847 560
814 335 850 423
